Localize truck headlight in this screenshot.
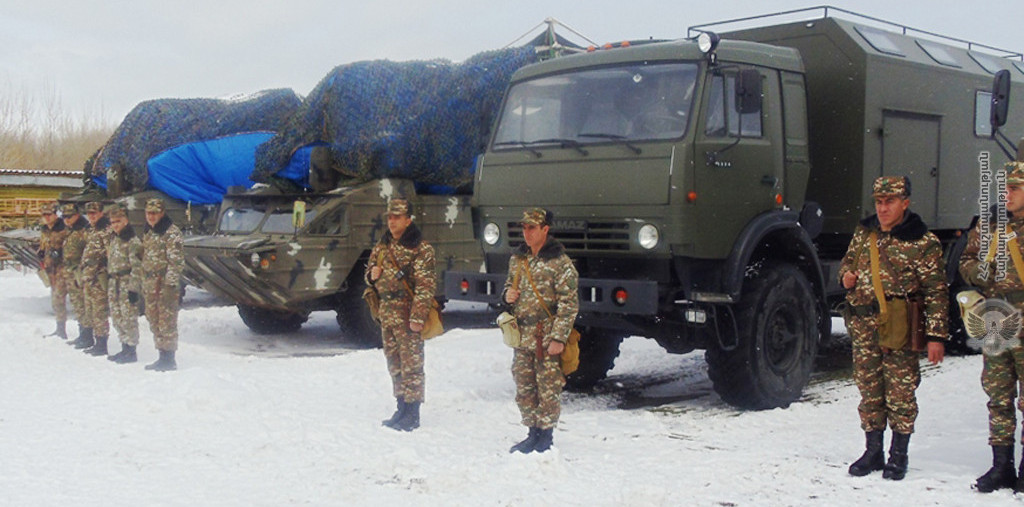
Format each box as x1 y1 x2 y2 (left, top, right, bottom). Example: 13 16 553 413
250 252 260 268
483 222 500 245
638 224 659 250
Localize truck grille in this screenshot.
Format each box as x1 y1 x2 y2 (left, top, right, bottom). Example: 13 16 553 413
507 221 631 251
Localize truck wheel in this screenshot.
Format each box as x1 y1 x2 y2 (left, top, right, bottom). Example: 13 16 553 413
237 304 308 334
566 328 624 391
706 262 818 409
335 272 382 347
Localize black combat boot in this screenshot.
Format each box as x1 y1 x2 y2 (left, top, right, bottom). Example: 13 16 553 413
46 321 67 339
509 427 540 454
392 401 420 431
848 430 885 476
72 326 94 349
145 350 177 371
533 428 554 453
85 335 108 356
975 445 1016 492
882 432 911 480
382 397 406 428
108 343 137 364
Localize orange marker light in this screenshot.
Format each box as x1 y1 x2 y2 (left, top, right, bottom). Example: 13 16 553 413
775 193 783 205
687 191 698 203
621 41 630 47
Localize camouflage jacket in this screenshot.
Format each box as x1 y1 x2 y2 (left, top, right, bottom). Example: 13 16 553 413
839 211 949 339
81 216 111 280
365 223 436 327
39 220 69 271
107 225 143 293
142 216 184 288
503 238 579 348
62 216 89 272
959 212 1024 301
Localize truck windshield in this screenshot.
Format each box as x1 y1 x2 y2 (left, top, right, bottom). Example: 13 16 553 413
218 208 263 233
493 62 698 148
262 209 319 234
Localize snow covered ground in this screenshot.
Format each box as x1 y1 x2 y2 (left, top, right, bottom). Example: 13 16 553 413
0 267 1020 506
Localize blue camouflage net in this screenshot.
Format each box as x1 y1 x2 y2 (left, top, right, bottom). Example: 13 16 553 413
252 47 539 192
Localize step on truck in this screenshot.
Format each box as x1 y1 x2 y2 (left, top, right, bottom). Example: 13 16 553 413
183 178 482 345
445 7 1024 408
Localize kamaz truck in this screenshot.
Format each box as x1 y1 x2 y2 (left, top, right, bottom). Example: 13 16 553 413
445 7 1024 408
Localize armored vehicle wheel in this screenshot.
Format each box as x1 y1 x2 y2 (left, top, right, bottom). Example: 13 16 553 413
336 271 381 347
566 328 624 391
706 262 818 409
237 304 308 334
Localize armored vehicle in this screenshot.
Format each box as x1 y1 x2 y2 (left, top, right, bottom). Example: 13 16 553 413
183 178 481 344
446 7 1024 408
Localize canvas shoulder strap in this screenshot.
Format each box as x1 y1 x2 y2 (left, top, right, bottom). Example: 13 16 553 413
868 231 888 317
523 260 555 319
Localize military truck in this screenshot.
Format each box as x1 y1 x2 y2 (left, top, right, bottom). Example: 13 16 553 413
445 7 1024 409
182 178 481 344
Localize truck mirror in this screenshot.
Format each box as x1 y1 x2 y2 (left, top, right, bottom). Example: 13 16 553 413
292 201 306 230
736 69 762 115
991 69 1011 129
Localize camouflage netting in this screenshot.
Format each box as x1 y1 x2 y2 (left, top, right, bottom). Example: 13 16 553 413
91 88 302 195
251 47 540 192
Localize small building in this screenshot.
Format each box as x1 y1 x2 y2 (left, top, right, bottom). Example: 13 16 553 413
0 169 84 230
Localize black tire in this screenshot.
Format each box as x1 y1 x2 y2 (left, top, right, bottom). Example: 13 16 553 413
237 304 308 334
566 328 624 391
706 262 819 409
335 269 382 347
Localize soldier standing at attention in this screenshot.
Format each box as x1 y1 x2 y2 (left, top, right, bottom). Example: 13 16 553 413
81 201 112 357
503 208 579 453
839 176 947 480
142 198 184 371
106 205 143 364
366 198 436 432
959 162 1024 493
63 204 92 348
38 202 70 339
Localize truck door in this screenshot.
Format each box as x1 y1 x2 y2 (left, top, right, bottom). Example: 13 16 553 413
691 67 784 259
881 111 940 225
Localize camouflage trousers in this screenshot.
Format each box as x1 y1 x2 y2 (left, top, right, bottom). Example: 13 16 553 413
83 274 109 336
512 340 565 430
108 275 139 346
67 269 86 324
380 324 425 403
982 347 1024 446
847 314 921 434
47 267 68 322
143 279 179 351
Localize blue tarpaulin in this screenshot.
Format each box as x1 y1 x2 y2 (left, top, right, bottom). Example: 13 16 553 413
147 132 273 204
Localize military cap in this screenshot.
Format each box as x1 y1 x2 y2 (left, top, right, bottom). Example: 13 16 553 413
40 202 59 215
106 204 128 219
61 203 79 216
1006 161 1024 186
145 198 166 213
872 176 911 198
520 207 553 226
84 201 104 213
385 198 412 217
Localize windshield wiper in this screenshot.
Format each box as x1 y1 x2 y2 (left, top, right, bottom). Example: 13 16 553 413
578 133 642 155
493 141 542 158
527 138 589 156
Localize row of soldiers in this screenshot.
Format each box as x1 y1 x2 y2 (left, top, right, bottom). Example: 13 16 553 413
38 198 185 371
842 167 1024 493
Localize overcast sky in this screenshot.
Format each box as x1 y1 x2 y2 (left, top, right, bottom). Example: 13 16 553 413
2 0 1023 128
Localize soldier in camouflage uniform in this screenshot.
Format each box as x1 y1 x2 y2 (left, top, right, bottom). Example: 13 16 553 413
960 161 1024 493
366 198 436 432
38 202 70 339
840 176 948 481
106 205 143 364
81 201 111 357
503 208 579 453
142 198 184 371
62 203 92 348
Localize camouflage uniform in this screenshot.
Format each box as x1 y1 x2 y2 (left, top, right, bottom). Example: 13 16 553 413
365 201 436 405
107 207 143 348
141 200 184 353
62 206 89 333
81 202 111 340
39 202 69 326
503 209 579 433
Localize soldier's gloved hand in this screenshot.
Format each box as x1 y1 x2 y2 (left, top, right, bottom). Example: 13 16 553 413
128 291 139 304
36 249 44 261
